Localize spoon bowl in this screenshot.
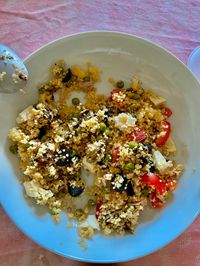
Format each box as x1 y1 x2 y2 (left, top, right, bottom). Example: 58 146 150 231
0 44 28 93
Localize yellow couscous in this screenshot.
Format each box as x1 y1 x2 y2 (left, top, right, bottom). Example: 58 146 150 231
8 60 183 239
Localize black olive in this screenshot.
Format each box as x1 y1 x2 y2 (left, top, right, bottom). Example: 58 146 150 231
68 182 84 197
55 148 77 166
80 109 90 117
149 165 156 173
62 68 72 82
144 144 152 153
127 181 135 196
38 126 47 140
111 174 128 193
97 160 108 169
140 157 148 167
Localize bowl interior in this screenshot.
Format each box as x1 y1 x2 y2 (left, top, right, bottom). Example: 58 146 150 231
0 32 200 263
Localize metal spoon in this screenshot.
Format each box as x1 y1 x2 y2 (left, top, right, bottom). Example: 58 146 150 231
0 44 28 93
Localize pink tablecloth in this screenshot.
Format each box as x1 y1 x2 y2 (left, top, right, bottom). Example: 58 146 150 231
0 1 199 265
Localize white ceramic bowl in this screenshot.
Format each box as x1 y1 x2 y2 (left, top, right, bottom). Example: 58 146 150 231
0 31 200 263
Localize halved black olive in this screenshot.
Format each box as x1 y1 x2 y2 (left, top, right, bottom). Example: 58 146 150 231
68 181 84 197
127 181 135 196
55 148 78 167
140 157 148 167
38 126 47 140
111 174 128 193
62 68 72 82
144 144 152 153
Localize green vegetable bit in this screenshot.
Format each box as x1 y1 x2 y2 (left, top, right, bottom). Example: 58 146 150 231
124 162 135 171
72 97 80 106
116 80 124 88
88 199 95 207
128 141 138 148
75 208 84 218
83 76 90 82
100 122 106 132
103 187 110 194
141 189 149 197
9 144 18 154
104 129 111 136
72 112 80 119
105 154 112 161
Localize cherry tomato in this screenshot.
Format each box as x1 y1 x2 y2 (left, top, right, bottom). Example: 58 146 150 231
166 179 177 191
112 147 120 163
155 120 171 147
141 172 160 186
161 107 172 118
141 173 167 195
127 128 146 142
149 192 164 208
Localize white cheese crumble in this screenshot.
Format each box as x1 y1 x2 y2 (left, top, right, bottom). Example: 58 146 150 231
112 91 126 102
23 180 53 205
80 116 100 133
16 105 34 124
114 113 136 131
153 150 172 174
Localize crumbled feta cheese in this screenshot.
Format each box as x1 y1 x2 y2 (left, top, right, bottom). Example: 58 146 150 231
81 116 100 133
48 165 56 176
23 180 53 205
104 173 112 181
87 140 105 152
153 150 172 174
54 135 64 143
114 113 136 131
16 106 33 124
112 91 126 102
119 145 133 158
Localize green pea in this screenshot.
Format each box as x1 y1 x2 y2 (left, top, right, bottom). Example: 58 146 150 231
75 208 84 218
83 76 90 82
105 154 112 161
72 112 80 119
9 144 18 154
116 80 124 88
88 199 95 207
72 97 80 106
128 141 138 148
100 122 106 132
141 188 149 197
103 187 110 194
132 94 140 100
124 162 135 171
104 129 111 136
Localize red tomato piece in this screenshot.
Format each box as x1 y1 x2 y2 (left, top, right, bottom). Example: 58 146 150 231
161 107 172 118
112 147 120 163
96 202 102 220
149 192 164 208
141 173 167 195
156 179 167 195
141 172 160 186
166 179 177 191
155 120 171 147
127 128 146 142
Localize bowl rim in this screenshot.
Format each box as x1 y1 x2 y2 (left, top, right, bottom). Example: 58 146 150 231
1 30 200 263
